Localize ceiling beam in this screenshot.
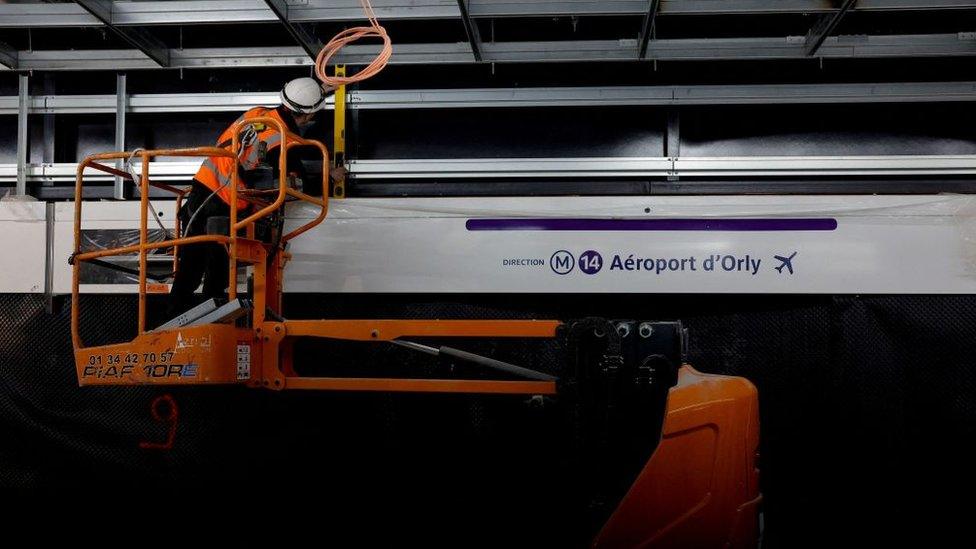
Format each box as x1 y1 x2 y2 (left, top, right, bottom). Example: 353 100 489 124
264 0 323 60
805 0 859 56
638 0 661 60
74 0 171 67
3 33 976 71
8 82 976 114
4 1 976 28
9 82 976 115
456 0 483 62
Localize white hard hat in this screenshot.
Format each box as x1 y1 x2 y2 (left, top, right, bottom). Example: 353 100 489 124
280 77 329 114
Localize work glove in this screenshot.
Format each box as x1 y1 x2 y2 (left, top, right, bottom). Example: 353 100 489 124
330 166 348 182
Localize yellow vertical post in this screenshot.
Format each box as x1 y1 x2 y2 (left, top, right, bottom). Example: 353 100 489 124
332 65 347 198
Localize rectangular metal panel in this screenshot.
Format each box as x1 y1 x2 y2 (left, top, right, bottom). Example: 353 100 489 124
288 0 459 21
154 298 220 331
0 3 98 27
51 200 177 294
0 201 46 293
347 157 674 178
111 0 275 25
470 0 649 17
185 298 251 326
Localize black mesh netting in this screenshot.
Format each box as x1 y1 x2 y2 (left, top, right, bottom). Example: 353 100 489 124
2 292 975 546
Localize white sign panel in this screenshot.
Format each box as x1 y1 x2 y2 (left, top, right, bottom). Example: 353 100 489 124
284 195 976 294
17 195 976 295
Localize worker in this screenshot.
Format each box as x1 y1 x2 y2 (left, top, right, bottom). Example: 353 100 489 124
167 77 343 317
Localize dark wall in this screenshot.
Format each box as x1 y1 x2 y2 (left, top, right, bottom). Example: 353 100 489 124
0 116 15 163
2 293 973 546
681 103 976 156
357 107 665 159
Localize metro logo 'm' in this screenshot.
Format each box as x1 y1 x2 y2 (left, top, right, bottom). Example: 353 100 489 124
550 250 575 275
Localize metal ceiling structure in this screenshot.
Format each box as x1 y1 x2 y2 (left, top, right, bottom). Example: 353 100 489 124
73 0 172 67
3 0 976 27
3 1 976 199
0 42 18 70
2 34 976 72
263 0 324 60
456 0 484 62
1 0 976 70
805 0 859 55
4 77 976 195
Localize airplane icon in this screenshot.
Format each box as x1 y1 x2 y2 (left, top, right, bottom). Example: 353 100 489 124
774 251 797 275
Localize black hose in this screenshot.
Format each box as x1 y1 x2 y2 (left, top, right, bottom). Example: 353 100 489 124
86 257 173 282
439 346 557 382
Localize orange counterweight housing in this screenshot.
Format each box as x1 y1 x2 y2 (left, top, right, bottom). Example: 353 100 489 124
594 365 762 549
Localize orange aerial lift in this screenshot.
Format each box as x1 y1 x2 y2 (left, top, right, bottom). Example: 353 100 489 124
67 5 758 543
68 116 760 547
70 120 562 395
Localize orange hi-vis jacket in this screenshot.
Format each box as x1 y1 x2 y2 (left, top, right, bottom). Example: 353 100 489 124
194 106 298 209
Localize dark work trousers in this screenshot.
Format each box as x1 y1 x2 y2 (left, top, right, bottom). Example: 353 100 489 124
167 181 233 318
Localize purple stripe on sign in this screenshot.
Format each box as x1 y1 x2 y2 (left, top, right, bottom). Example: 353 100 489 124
465 218 837 231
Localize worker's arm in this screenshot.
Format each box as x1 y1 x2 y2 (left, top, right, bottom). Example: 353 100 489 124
262 143 310 188
271 142 345 197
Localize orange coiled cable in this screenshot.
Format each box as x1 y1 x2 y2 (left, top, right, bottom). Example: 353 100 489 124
315 0 392 90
